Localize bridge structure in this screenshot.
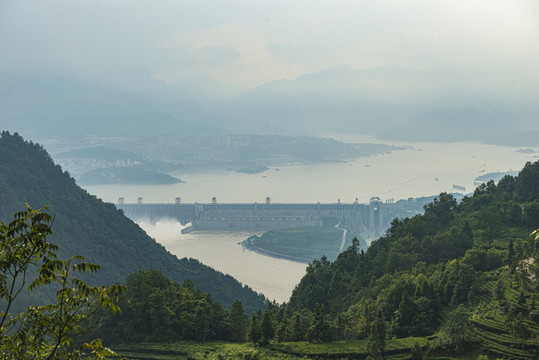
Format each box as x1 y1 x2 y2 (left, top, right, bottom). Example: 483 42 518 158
116 199 391 235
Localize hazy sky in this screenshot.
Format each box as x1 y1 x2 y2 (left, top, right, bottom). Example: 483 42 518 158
1 0 538 87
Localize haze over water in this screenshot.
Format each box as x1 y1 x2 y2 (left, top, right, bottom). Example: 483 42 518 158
86 139 534 205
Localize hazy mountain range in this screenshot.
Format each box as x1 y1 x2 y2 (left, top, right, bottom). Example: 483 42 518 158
1 65 537 145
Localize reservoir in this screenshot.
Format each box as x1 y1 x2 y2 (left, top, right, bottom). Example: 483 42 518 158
84 139 535 205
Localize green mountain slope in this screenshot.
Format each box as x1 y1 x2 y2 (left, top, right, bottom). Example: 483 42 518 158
280 162 539 358
0 131 267 314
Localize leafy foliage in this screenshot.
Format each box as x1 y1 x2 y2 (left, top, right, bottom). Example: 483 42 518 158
94 269 251 344
0 205 123 359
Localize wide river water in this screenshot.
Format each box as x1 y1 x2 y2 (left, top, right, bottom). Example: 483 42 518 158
137 220 307 303
84 138 537 303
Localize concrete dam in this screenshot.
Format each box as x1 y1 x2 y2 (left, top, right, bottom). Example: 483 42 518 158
116 198 394 236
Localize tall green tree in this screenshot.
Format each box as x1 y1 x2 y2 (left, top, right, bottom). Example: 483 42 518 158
290 313 305 341
443 305 475 352
260 308 275 344
306 304 332 342
477 209 502 247
515 161 539 202
367 307 386 358
248 314 262 345
275 317 289 342
229 300 249 342
0 206 123 359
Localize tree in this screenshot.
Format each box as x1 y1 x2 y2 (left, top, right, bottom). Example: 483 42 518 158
423 192 457 226
290 313 305 341
523 201 539 228
0 205 123 359
443 305 475 352
477 209 502 247
248 314 262 345
506 240 516 268
515 161 539 202
398 288 415 336
367 307 386 358
275 317 289 342
260 308 275 345
508 203 523 224
229 300 249 342
306 303 332 342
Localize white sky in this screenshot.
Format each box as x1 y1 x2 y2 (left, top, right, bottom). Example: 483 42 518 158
1 0 538 87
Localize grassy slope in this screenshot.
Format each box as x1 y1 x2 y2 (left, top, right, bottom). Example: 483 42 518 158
113 338 430 360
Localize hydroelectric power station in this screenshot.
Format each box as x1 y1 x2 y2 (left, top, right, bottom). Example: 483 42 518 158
116 197 399 237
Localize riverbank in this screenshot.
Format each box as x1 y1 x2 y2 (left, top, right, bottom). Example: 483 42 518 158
240 239 311 263
240 226 347 262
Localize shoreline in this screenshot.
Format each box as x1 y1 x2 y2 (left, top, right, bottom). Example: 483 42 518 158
239 240 311 264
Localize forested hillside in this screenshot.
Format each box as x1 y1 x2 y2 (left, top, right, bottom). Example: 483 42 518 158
0 131 267 313
93 269 252 344
274 161 538 358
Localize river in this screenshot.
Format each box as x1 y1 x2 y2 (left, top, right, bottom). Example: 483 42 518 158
84 139 537 303
84 138 535 205
137 219 307 303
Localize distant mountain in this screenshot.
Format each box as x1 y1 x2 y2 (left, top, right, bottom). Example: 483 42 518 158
377 107 539 142
218 65 539 137
94 70 245 103
0 72 216 139
2 66 538 145
169 75 246 102
78 166 183 185
485 129 539 147
0 131 267 313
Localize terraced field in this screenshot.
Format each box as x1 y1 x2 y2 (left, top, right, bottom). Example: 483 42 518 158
468 268 538 359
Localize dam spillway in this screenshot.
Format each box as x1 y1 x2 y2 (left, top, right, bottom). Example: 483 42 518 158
116 200 393 236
